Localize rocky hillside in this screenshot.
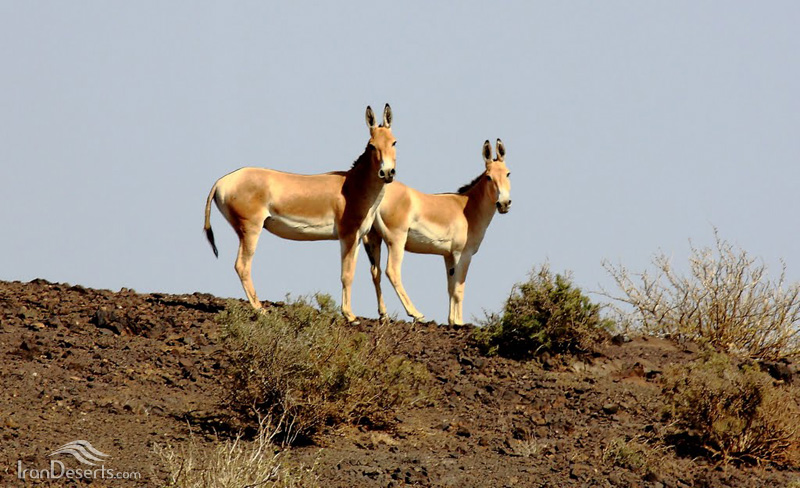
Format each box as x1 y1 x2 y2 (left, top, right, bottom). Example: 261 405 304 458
1 279 798 487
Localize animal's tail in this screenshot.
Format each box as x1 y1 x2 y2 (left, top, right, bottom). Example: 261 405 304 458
204 180 220 258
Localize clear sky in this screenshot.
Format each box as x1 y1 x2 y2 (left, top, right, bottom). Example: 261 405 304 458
2 2 798 324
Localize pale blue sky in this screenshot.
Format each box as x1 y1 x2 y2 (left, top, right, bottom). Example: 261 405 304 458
2 2 798 323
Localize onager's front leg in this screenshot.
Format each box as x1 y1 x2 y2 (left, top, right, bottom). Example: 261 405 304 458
445 251 471 325
340 235 361 323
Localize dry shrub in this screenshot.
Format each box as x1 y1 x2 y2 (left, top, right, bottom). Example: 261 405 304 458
508 432 547 458
473 264 613 359
604 230 800 360
220 295 430 443
602 436 667 476
155 418 317 488
603 437 647 471
663 352 800 466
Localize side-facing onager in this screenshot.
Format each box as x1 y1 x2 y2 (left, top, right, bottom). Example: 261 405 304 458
204 104 397 322
363 139 511 325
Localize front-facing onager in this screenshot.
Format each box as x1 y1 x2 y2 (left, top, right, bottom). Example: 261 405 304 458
204 104 397 323
363 139 511 325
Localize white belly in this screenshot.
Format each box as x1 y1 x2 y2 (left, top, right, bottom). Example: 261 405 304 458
265 214 337 241
406 226 451 255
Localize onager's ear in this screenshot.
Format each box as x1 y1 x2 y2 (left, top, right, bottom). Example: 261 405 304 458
366 106 377 130
496 139 506 162
382 103 392 128
482 140 493 165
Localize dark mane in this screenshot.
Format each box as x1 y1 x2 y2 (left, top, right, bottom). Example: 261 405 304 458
350 146 371 170
457 174 484 194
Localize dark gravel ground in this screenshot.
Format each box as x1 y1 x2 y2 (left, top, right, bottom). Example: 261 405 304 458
1 278 798 487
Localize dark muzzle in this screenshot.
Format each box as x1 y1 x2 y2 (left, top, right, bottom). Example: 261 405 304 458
379 168 396 182
497 200 511 214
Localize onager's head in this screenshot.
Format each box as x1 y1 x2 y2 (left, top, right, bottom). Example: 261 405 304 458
482 139 512 214
365 104 397 183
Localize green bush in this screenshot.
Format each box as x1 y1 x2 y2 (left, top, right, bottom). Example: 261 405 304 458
663 352 800 466
219 295 430 444
473 264 613 359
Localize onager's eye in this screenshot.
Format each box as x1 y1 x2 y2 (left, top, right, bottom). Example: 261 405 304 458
392 141 397 147
507 172 511 177
485 175 492 182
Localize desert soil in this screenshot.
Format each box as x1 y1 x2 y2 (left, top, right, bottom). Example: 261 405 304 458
1 279 798 487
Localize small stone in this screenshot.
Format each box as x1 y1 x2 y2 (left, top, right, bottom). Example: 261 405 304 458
361 466 382 478
91 308 128 335
457 355 475 368
611 334 631 345
759 360 795 384
15 341 39 360
625 362 645 378
643 471 661 483
18 306 37 320
455 425 471 437
569 463 592 480
602 403 620 415
644 367 662 379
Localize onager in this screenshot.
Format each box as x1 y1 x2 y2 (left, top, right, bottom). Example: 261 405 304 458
204 104 397 322
363 139 511 325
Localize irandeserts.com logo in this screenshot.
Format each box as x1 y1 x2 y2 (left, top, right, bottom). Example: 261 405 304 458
16 440 141 481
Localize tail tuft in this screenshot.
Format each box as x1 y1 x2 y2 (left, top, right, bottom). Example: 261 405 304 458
205 227 219 258
204 180 220 258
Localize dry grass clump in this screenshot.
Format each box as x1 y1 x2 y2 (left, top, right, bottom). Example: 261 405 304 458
219 295 431 443
604 230 800 360
473 264 613 359
662 352 800 466
155 418 317 488
602 436 667 476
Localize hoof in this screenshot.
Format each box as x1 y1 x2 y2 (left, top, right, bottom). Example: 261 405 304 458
408 311 425 323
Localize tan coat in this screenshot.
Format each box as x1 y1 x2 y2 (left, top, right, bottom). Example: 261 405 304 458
204 105 397 322
364 139 511 325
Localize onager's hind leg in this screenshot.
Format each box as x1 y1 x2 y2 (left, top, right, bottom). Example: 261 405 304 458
444 254 457 325
362 229 388 320
385 237 425 321
235 224 264 310
451 254 472 325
